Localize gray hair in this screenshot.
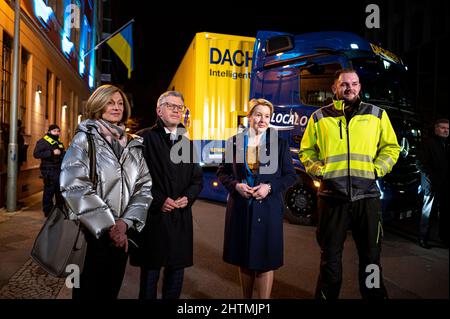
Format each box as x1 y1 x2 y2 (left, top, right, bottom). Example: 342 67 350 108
435 118 449 127
157 90 184 107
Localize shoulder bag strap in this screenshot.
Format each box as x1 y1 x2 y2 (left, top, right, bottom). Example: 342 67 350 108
85 126 98 188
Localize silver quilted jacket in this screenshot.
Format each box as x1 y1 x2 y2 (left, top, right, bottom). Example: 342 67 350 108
60 119 152 238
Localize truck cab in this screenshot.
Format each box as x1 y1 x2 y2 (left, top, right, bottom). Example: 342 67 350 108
250 31 421 225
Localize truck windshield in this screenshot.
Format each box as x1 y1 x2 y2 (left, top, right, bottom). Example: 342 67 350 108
351 57 414 110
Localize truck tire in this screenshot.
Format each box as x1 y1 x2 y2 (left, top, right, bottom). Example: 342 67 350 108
284 183 317 226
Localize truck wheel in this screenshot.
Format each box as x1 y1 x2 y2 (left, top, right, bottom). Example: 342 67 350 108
284 183 316 226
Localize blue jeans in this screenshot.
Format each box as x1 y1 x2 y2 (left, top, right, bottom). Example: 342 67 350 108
139 267 185 299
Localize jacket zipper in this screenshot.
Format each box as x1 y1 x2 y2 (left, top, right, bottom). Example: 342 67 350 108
346 124 352 201
94 127 137 215
342 108 352 201
339 120 343 139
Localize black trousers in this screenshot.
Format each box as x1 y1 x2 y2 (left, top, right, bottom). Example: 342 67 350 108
42 175 64 216
72 232 128 299
420 185 450 244
315 196 388 299
139 266 185 299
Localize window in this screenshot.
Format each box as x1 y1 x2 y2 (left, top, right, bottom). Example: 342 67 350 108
54 78 61 123
46 70 52 120
1 32 12 124
299 63 341 107
19 49 30 126
256 68 300 106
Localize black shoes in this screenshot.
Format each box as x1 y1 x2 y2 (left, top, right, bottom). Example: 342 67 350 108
419 239 431 249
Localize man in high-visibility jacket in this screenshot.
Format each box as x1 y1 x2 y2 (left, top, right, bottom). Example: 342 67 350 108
299 69 400 299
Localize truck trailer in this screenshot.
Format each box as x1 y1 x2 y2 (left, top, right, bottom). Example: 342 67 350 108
168 32 255 201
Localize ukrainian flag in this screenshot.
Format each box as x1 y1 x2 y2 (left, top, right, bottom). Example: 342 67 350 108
107 23 134 78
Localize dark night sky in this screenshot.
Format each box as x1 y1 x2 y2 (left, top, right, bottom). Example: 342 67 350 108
108 1 371 127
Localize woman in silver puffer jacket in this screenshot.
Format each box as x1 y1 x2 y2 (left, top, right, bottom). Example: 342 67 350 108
60 84 153 299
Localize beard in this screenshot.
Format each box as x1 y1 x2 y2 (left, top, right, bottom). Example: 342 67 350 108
341 92 360 106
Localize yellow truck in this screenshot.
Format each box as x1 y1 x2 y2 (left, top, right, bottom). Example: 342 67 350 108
168 32 255 201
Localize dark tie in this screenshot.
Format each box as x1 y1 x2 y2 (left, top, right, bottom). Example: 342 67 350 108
166 133 176 145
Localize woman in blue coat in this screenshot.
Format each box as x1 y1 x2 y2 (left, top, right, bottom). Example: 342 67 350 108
217 98 296 298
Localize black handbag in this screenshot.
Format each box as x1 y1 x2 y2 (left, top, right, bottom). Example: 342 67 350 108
31 130 97 278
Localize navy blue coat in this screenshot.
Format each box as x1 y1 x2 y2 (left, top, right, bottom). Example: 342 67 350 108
217 128 296 271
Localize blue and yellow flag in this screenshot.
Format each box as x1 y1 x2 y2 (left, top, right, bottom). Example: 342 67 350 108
107 23 134 78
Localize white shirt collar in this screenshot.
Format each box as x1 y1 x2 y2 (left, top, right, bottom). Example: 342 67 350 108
164 127 176 134
164 127 177 141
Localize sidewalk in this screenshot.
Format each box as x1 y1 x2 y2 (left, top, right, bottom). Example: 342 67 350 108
0 192 153 299
1 192 448 299
0 192 66 298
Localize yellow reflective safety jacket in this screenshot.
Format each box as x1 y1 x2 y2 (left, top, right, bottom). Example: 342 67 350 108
299 99 400 201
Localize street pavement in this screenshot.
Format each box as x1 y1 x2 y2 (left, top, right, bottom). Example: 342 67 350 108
0 193 448 299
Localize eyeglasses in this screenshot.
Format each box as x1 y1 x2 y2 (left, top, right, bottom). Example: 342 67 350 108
161 102 186 112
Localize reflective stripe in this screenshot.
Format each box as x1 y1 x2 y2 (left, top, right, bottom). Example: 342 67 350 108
350 154 373 162
43 135 58 145
325 154 347 163
324 168 375 179
376 221 382 244
348 160 374 172
377 154 395 167
371 105 382 118
314 110 324 122
325 153 373 164
359 103 382 118
374 158 389 175
43 135 64 148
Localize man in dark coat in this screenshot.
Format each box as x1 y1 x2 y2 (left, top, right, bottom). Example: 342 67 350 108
33 124 65 217
416 118 449 248
132 91 203 299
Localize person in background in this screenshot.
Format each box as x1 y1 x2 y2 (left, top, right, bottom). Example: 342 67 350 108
217 98 296 299
132 90 203 299
60 84 153 299
416 118 449 248
299 69 400 299
33 124 65 217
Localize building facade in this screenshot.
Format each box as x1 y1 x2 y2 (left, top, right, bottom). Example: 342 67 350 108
0 0 102 207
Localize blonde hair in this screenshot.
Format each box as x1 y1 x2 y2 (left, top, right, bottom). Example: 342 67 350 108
86 84 131 122
247 98 274 117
